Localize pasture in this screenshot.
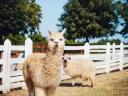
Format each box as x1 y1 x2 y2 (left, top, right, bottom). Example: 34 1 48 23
2 69 128 96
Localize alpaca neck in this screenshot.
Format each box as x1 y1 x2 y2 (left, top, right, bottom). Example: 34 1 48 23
42 51 62 70
46 47 64 58
43 48 64 67
46 50 63 59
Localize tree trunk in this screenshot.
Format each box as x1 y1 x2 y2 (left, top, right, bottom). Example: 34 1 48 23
86 37 89 42
0 37 3 44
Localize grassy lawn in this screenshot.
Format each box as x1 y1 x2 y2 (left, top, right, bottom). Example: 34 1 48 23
2 69 128 96
56 69 128 96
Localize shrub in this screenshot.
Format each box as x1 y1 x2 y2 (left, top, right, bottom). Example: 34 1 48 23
3 34 26 45
65 40 84 46
28 32 47 44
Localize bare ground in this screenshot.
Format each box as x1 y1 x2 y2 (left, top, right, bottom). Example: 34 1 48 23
1 69 128 96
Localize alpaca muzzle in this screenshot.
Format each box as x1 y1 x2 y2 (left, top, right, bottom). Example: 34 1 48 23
64 59 67 63
54 42 59 48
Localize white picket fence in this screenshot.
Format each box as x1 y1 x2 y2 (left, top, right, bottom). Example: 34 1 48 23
0 39 128 93
0 38 33 93
64 43 128 74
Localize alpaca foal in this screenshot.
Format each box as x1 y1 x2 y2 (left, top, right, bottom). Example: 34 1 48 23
62 55 95 87
23 29 66 96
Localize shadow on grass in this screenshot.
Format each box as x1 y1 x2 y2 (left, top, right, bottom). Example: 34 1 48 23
60 82 81 87
59 82 91 87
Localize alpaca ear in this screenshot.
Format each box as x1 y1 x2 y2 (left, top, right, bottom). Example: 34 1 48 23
48 30 52 36
61 28 66 35
68 57 71 60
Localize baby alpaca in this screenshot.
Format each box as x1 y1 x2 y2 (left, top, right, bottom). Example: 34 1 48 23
23 29 66 96
62 55 95 87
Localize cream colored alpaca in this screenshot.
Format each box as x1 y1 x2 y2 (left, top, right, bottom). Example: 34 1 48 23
62 55 95 87
23 29 66 96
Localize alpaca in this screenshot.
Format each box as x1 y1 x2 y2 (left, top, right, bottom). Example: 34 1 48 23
23 29 66 96
62 55 95 87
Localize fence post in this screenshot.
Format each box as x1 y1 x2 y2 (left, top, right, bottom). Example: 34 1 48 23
119 43 124 70
106 42 111 73
84 43 90 59
112 43 115 66
2 39 11 93
25 38 33 59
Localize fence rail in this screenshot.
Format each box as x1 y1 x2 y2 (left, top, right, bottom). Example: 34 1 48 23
62 42 128 79
0 39 128 93
0 38 33 93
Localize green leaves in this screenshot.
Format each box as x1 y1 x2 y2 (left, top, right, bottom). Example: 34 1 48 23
3 34 26 45
58 0 117 42
0 0 42 44
28 32 47 43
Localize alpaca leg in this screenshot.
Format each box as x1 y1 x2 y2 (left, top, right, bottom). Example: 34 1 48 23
89 77 94 87
72 78 75 87
27 87 35 96
46 87 57 96
26 81 35 96
82 76 88 87
35 87 46 96
29 90 35 96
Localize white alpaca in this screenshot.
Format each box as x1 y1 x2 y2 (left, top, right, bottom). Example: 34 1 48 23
23 29 66 96
62 55 95 87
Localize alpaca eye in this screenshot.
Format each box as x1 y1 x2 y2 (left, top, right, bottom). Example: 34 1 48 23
59 39 63 41
50 39 54 41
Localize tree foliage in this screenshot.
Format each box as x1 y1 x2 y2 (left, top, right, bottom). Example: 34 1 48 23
3 32 47 45
91 38 121 45
28 32 47 43
113 0 128 37
3 34 26 45
58 0 117 42
0 0 42 44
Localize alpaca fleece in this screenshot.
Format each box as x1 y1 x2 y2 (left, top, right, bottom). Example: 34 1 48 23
63 56 95 87
23 53 62 87
23 30 65 96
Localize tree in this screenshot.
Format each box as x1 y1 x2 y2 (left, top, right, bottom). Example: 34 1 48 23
3 34 26 45
28 32 47 43
0 0 42 44
91 38 121 45
114 1 128 37
2 32 47 45
58 0 117 42
112 0 128 39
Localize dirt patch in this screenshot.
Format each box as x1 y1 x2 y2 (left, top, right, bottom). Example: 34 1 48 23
1 69 128 96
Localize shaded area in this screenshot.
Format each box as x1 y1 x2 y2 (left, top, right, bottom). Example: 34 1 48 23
60 82 92 87
60 82 82 87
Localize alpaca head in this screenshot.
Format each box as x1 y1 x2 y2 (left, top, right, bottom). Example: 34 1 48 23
48 29 66 53
62 55 71 68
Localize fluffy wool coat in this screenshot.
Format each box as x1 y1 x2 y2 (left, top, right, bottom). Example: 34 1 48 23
63 56 95 87
23 30 66 96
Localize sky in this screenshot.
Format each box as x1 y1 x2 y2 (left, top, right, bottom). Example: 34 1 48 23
37 0 67 37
